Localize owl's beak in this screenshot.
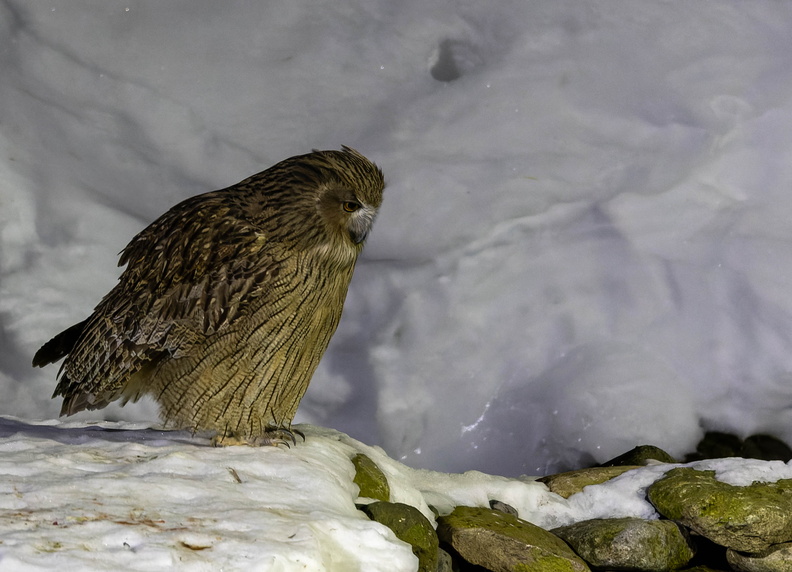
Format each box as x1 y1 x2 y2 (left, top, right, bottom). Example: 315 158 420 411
349 227 368 244
348 208 376 244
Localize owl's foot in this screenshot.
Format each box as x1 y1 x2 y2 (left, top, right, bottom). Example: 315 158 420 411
211 427 305 448
259 427 306 447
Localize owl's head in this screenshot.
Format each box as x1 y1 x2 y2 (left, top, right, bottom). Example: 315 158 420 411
240 147 384 262
311 146 384 247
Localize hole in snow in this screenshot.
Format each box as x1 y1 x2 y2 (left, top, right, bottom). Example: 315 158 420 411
429 39 482 82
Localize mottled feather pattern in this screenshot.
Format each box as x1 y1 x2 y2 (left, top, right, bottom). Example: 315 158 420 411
33 147 384 442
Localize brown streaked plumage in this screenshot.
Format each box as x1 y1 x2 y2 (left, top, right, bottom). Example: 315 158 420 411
33 147 384 444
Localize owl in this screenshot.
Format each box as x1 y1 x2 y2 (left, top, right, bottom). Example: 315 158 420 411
33 147 385 445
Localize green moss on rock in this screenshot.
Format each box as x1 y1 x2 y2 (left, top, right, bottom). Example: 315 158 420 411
351 453 390 502
647 468 792 552
727 541 792 571
551 517 695 571
538 466 641 499
361 501 438 572
600 445 678 466
437 506 590 572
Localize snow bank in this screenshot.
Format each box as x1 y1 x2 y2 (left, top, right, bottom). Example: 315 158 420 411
3 418 792 570
3 1 792 476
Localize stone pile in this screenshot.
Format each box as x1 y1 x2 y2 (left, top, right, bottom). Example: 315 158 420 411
353 437 792 572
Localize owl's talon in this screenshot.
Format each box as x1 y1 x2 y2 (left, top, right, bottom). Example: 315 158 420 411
262 427 300 446
211 427 302 448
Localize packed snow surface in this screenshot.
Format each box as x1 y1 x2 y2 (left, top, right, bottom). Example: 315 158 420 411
4 1 792 477
3 418 792 571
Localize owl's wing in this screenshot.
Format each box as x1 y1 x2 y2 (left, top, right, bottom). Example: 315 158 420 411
116 193 277 348
55 191 279 414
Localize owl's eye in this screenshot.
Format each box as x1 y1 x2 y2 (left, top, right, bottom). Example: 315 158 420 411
342 201 361 213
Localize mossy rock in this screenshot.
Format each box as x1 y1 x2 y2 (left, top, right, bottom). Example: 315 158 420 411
600 445 677 467
436 505 590 572
727 542 792 572
351 453 390 502
647 468 792 552
538 466 640 499
551 517 695 571
361 501 438 572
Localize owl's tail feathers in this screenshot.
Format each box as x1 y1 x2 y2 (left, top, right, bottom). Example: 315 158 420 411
32 319 89 368
57 387 94 417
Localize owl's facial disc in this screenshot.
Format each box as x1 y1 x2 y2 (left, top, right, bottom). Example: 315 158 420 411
318 184 378 246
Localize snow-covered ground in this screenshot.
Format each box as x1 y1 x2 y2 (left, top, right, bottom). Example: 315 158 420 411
3 417 792 571
0 420 420 571
4 1 792 479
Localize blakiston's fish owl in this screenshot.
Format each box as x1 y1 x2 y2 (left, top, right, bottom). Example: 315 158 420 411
33 147 384 445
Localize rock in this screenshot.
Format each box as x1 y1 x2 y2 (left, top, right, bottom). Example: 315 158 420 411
600 445 678 466
436 506 590 572
360 502 439 572
489 499 519 517
538 466 640 499
742 435 792 463
647 468 792 552
727 542 792 572
690 431 744 461
686 432 792 463
435 547 454 572
690 534 732 570
351 453 390 502
551 517 695 571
